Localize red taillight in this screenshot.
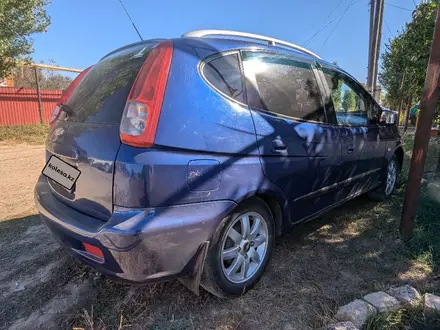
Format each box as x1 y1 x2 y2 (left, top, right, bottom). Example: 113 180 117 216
49 66 93 126
82 242 104 259
120 41 173 147
49 105 61 124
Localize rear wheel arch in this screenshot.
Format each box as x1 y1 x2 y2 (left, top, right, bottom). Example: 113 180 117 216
230 193 285 237
394 146 404 170
368 154 399 201
255 194 283 236
201 196 275 297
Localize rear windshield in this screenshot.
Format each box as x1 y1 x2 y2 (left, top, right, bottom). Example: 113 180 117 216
64 41 160 124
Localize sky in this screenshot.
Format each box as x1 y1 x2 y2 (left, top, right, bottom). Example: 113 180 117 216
32 0 420 82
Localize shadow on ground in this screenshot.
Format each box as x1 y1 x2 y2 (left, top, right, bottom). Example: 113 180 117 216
2 191 438 330
60 193 440 329
1 136 440 330
0 215 92 330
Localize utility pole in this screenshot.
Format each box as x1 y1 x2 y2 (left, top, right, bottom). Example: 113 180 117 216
372 0 384 93
367 0 384 95
400 4 440 241
367 0 376 93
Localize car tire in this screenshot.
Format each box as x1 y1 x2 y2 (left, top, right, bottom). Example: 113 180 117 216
201 197 274 298
368 154 400 202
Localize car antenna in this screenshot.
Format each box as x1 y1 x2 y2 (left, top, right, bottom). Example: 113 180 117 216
117 0 144 41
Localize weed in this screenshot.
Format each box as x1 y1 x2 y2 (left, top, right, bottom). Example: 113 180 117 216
366 307 440 330
0 124 49 144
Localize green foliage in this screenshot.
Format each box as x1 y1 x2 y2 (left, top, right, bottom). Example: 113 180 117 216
0 0 51 78
366 307 440 330
381 91 389 107
342 90 356 111
331 61 343 110
331 79 342 110
379 1 437 111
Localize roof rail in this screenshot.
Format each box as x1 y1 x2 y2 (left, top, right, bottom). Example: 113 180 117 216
182 29 321 59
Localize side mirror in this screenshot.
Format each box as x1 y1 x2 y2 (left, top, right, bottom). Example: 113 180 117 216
379 110 397 126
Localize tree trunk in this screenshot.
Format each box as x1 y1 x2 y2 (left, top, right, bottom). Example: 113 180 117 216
403 96 411 132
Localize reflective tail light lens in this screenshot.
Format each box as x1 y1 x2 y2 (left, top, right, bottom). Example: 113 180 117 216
120 41 173 148
49 105 61 124
120 101 148 136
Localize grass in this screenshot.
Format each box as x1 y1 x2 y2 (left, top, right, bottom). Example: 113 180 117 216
363 134 440 330
2 132 440 329
402 132 440 173
408 191 440 268
401 133 440 269
366 307 440 330
52 135 440 329
61 160 440 330
0 123 49 144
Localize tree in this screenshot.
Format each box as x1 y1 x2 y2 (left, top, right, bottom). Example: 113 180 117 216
342 90 356 111
12 60 73 90
381 91 390 108
331 79 342 111
330 61 343 110
379 1 437 117
0 0 50 78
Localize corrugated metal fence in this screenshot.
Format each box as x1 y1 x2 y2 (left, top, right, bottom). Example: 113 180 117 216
0 87 62 126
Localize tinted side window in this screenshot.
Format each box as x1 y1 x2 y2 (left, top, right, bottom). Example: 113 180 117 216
323 68 378 126
202 54 244 103
242 51 325 123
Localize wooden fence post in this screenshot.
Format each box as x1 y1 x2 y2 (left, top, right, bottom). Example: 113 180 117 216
400 3 440 241
34 66 43 124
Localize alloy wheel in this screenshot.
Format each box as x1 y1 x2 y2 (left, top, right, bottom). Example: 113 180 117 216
220 212 268 284
385 160 397 196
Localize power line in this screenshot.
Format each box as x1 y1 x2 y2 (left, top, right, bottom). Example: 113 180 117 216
320 0 356 51
303 12 345 46
303 0 345 46
117 0 143 41
384 19 393 38
385 2 412 11
304 0 363 46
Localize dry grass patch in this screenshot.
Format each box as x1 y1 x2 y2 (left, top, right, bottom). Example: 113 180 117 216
0 124 49 145
59 192 432 330
366 307 440 330
1 134 440 329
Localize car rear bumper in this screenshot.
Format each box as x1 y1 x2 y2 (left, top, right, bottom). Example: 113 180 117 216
34 175 236 283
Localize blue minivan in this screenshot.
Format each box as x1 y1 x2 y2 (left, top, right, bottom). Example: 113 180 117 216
35 30 402 297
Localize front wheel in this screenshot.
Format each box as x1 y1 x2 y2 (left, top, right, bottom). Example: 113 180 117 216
368 155 400 201
201 198 274 297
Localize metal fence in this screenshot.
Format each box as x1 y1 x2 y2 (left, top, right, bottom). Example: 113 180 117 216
0 87 62 126
0 64 82 126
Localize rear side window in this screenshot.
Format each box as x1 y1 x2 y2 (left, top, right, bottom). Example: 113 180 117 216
65 42 159 124
242 51 325 123
202 54 244 103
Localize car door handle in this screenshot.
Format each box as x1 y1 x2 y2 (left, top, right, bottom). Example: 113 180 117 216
270 140 287 153
346 144 355 153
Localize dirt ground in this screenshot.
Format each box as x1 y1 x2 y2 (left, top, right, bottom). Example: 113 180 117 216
0 143 46 220
0 143 91 330
0 142 438 330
